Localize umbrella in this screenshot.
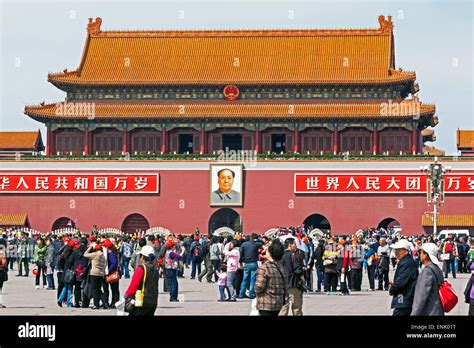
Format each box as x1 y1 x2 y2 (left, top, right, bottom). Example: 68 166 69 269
278 234 309 253
213 226 235 237
264 228 279 239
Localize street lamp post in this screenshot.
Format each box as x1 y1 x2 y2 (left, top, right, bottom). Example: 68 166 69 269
420 156 451 238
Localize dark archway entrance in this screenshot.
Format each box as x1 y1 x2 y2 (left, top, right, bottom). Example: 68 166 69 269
52 217 74 231
208 208 242 235
121 213 150 234
303 214 331 235
377 218 400 230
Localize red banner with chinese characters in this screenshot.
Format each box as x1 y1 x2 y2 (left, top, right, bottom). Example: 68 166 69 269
294 174 474 194
0 174 159 193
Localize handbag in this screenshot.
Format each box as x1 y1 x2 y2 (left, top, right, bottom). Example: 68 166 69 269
63 269 75 284
428 266 458 312
323 259 334 266
135 265 146 307
105 271 120 284
125 265 147 313
178 260 184 269
440 253 451 261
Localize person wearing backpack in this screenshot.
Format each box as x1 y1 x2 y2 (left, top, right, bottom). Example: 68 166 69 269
389 239 419 316
198 237 213 283
120 236 133 279
190 235 202 280
411 243 444 316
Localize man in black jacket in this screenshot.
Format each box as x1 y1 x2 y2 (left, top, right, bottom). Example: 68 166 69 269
238 233 260 299
389 239 418 316
279 238 304 316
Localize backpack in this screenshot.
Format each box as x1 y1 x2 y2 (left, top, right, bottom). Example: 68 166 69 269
123 243 132 258
194 243 205 258
428 266 458 313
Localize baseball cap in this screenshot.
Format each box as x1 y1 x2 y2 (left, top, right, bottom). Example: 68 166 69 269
138 245 155 258
391 239 411 250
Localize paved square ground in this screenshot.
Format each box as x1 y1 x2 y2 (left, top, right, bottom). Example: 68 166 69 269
0 265 470 316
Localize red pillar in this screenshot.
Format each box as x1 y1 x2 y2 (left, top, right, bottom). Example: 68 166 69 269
412 127 418 155
161 127 167 154
46 127 52 156
122 128 128 154
418 131 424 154
333 126 339 155
84 127 89 155
200 127 206 154
293 128 300 153
372 128 378 155
254 127 261 154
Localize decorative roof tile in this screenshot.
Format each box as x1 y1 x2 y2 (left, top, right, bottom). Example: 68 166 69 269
0 213 29 227
457 130 474 149
47 16 416 86
0 131 44 151
422 214 474 227
24 100 435 120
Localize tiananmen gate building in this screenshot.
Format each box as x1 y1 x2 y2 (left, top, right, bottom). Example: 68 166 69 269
1 16 472 236
24 16 439 157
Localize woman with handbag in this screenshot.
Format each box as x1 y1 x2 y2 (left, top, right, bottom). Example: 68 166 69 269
57 241 76 307
323 239 338 295
124 245 159 316
83 242 106 310
254 239 287 316
32 237 48 289
103 239 120 309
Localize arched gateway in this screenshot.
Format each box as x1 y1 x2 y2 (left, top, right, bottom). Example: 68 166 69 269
121 213 150 234
303 214 331 235
208 208 242 235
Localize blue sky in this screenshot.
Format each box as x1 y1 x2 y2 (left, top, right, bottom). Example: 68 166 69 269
1 0 472 154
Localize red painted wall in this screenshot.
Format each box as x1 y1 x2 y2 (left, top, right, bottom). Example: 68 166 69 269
1 168 473 235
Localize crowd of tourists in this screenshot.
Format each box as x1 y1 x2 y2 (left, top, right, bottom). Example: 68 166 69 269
0 227 473 316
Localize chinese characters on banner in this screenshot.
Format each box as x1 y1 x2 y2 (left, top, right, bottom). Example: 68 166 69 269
0 174 159 193
294 174 474 193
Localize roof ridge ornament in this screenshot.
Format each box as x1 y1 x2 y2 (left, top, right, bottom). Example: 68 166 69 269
87 17 102 36
378 15 393 34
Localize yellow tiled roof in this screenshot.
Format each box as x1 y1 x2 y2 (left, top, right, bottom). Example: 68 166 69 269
0 213 29 227
0 131 43 150
422 145 445 156
457 130 474 149
24 100 436 120
422 214 474 227
47 16 416 86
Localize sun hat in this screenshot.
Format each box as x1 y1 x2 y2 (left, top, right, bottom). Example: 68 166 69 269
138 245 155 258
391 239 411 250
420 243 440 267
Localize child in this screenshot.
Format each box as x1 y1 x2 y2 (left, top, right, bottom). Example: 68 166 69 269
217 264 230 302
